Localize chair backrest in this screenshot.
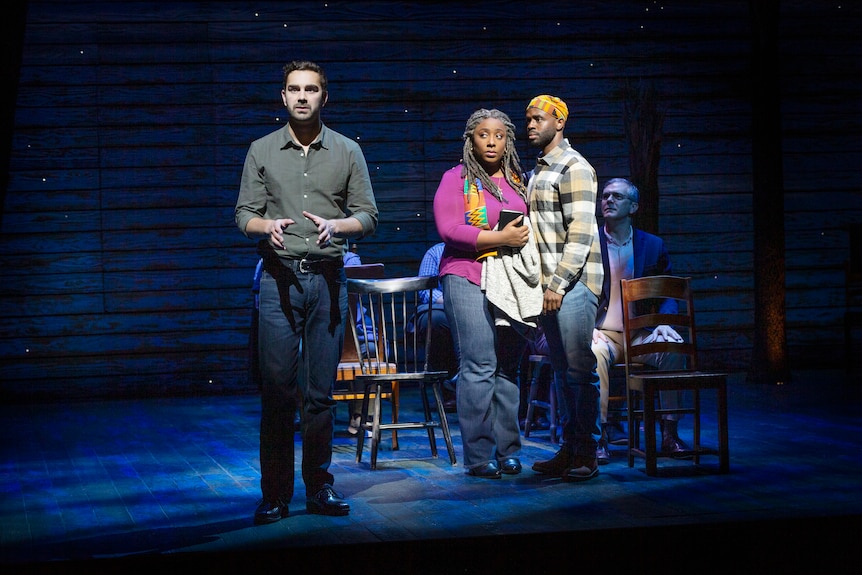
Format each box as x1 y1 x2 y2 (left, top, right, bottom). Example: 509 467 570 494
341 263 385 363
346 275 440 376
620 275 700 376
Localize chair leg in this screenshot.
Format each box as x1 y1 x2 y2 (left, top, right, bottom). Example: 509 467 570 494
524 361 541 438
436 386 457 466
693 388 701 465
548 375 558 444
627 386 635 468
369 382 384 470
421 382 439 458
355 383 370 464
644 385 658 477
717 380 730 473
431 381 457 465
391 382 400 450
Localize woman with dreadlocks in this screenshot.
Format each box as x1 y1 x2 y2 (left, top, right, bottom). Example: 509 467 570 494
433 108 538 479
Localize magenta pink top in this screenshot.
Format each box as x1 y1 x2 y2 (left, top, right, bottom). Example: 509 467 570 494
433 165 528 287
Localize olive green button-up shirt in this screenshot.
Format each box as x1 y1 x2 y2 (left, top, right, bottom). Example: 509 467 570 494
235 122 378 260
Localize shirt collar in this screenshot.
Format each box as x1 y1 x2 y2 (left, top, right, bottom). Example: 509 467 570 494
604 225 633 247
536 138 571 166
280 122 329 150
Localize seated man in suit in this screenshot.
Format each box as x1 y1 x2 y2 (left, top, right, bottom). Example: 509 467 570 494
591 178 688 464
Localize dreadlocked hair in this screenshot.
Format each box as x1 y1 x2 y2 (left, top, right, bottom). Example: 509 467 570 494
461 109 527 203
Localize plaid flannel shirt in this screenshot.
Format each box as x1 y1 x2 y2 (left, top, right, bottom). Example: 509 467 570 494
528 140 604 297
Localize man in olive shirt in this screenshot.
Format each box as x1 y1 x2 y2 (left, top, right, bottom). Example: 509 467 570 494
235 60 378 523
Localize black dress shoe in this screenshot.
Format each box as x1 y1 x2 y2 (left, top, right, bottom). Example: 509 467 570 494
662 435 693 460
254 497 289 525
466 461 502 479
497 457 522 475
306 485 350 516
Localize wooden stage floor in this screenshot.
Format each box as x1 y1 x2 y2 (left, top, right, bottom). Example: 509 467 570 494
2 370 860 573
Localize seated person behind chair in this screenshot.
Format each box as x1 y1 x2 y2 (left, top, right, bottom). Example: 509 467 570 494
591 178 688 465
413 242 460 411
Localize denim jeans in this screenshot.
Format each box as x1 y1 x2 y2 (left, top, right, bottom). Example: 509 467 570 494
442 274 526 469
257 266 347 500
539 281 601 457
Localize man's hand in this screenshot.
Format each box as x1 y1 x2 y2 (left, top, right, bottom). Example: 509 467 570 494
266 218 295 249
653 324 683 342
592 328 609 345
542 289 563 314
303 211 336 247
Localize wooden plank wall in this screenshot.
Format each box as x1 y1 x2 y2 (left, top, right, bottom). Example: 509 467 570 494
1 1 859 400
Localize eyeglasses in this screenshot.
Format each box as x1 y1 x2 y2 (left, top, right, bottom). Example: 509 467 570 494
601 192 631 201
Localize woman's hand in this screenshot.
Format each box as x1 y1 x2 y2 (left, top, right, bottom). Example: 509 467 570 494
498 217 529 248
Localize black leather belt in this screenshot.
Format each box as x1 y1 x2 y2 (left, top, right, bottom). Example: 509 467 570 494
281 257 342 274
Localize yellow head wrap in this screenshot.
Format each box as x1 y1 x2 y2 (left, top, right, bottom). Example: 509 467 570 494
527 95 569 121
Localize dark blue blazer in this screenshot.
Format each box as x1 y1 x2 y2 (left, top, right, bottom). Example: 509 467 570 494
595 227 676 328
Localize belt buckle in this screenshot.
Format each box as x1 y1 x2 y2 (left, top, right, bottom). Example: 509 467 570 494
298 258 312 274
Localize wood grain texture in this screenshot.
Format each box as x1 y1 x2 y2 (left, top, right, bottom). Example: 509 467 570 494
2 1 860 398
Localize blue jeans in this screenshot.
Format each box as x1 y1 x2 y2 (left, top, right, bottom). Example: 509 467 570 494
257 265 347 500
442 274 526 469
539 281 601 457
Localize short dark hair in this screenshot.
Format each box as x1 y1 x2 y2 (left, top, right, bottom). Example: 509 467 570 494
282 60 327 95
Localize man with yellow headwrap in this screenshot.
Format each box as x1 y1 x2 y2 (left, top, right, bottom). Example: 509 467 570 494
525 94 605 482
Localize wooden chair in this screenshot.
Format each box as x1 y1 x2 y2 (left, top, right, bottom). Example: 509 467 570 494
621 275 730 476
333 264 400 444
347 275 457 470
